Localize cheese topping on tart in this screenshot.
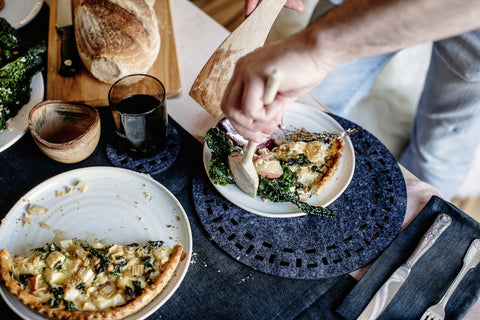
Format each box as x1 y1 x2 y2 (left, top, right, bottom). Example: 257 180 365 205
270 133 345 200
0 239 183 320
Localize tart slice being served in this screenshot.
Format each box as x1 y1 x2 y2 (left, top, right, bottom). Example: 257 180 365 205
0 239 183 320
205 119 358 217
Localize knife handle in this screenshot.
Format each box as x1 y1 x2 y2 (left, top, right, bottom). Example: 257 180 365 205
58 25 79 77
404 213 452 269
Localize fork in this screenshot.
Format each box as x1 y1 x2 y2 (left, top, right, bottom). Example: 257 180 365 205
420 238 480 320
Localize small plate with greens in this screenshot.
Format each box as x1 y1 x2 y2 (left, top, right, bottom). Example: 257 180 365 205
203 102 355 218
0 72 43 153
0 18 46 152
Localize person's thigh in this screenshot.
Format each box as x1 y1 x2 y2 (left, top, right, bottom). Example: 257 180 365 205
309 53 395 116
400 29 480 199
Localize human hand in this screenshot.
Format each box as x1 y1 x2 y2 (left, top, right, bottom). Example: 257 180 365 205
244 0 305 18
221 33 334 142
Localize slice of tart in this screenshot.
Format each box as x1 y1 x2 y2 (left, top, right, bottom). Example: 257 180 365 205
271 130 345 200
253 128 345 201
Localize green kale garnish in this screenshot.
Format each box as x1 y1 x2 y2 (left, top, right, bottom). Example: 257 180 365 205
205 126 241 159
205 126 241 186
44 287 64 308
132 280 144 297
76 282 85 292
33 243 61 259
89 248 111 275
127 243 139 247
208 153 234 186
64 300 77 311
0 43 46 129
257 163 335 217
287 154 311 166
139 256 155 273
18 273 33 289
257 162 296 203
146 240 164 248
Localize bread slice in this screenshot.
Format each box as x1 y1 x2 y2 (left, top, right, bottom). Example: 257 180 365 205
0 240 183 319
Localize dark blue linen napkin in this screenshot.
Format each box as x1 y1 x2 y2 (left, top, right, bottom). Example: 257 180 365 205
336 195 480 320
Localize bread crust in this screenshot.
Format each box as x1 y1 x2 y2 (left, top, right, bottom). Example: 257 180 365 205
74 0 160 83
0 244 183 320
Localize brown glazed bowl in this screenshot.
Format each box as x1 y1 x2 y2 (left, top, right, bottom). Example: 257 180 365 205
28 100 101 163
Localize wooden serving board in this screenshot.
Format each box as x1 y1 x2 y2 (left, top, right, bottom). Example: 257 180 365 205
46 0 182 106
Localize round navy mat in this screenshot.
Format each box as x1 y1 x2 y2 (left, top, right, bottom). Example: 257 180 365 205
106 124 181 175
192 115 407 279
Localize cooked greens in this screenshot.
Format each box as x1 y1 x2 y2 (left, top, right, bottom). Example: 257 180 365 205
204 125 242 186
0 18 46 129
205 124 335 217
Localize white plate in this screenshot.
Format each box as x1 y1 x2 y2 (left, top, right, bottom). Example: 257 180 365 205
0 166 192 320
0 0 43 29
0 73 44 153
203 102 355 218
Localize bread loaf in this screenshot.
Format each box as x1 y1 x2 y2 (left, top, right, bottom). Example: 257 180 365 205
74 0 160 84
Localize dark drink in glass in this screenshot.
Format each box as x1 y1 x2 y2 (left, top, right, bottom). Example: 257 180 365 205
109 74 167 158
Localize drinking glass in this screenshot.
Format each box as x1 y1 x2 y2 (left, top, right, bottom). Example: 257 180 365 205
108 74 167 158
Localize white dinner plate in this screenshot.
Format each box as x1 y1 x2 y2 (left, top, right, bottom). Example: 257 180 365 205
0 166 192 320
0 0 43 29
203 102 355 218
0 73 44 153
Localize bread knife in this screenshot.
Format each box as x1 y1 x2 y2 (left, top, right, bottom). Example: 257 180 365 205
356 213 452 320
57 0 79 76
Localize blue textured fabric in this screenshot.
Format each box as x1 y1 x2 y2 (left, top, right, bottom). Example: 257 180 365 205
106 120 181 175
337 196 480 320
192 115 407 279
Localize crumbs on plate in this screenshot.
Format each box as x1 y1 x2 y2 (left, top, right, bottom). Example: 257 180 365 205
22 181 89 228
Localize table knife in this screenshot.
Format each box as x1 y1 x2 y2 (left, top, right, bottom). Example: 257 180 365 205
57 0 79 76
356 213 452 320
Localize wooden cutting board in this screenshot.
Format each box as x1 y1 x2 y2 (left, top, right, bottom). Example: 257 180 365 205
46 0 182 106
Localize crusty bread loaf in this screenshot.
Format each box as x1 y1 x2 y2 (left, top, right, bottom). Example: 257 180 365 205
74 0 160 84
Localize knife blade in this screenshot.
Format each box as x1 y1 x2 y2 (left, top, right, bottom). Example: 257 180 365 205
57 0 79 76
356 213 452 320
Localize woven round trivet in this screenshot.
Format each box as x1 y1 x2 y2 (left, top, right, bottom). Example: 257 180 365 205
192 115 407 279
106 124 181 175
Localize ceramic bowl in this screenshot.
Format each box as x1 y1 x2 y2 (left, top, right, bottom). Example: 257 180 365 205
28 100 101 163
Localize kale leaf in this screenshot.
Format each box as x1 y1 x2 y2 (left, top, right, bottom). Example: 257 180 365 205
257 162 335 217
204 126 241 186
257 162 296 203
287 154 311 166
205 126 241 159
0 18 23 66
209 153 234 186
0 18 47 129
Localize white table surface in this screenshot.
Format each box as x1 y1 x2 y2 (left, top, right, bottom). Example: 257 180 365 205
168 0 228 142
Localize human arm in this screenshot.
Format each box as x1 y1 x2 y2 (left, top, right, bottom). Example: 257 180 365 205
244 0 305 17
222 0 480 142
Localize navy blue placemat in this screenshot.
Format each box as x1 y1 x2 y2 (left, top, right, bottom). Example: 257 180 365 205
337 196 480 320
106 122 181 175
192 114 407 279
